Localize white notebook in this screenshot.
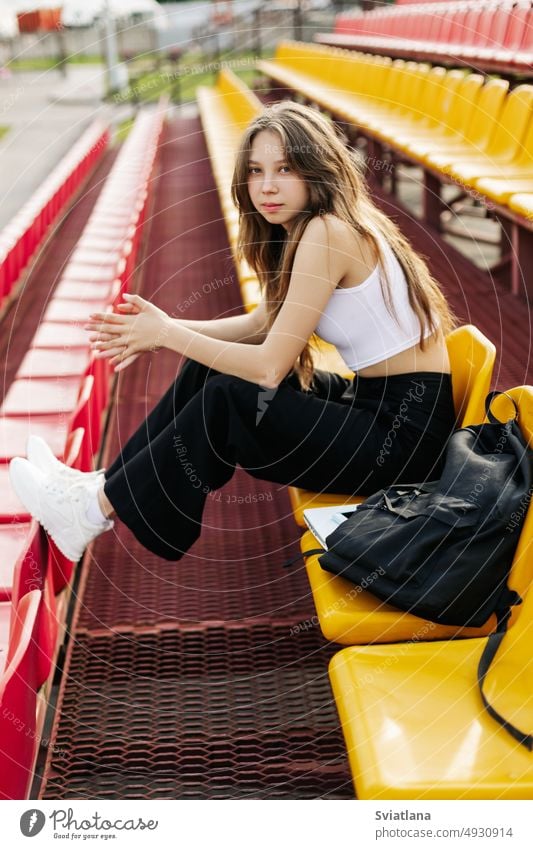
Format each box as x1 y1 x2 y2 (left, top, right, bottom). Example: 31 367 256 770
303 504 361 550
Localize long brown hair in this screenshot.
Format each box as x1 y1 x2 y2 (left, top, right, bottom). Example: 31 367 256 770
230 100 455 389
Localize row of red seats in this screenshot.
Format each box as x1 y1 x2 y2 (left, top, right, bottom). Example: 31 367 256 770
318 0 533 74
0 120 109 313
397 0 454 4
0 99 168 799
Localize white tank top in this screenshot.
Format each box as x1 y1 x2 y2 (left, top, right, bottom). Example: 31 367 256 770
315 232 435 371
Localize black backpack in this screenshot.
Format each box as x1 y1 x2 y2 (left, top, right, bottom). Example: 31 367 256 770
297 391 533 749
313 391 531 629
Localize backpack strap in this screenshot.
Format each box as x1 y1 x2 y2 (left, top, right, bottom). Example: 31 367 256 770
282 548 324 569
477 612 533 751
484 390 519 424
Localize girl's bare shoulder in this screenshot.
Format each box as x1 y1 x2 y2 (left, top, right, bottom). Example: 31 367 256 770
304 214 366 248
303 214 375 270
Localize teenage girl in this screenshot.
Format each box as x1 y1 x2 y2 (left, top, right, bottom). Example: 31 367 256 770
10 101 457 562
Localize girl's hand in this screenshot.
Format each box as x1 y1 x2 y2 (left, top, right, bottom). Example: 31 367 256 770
102 299 142 369
84 294 171 372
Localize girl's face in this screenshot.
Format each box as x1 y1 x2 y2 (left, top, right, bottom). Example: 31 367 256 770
247 130 310 230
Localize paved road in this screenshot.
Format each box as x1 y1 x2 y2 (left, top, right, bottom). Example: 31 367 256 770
0 65 112 231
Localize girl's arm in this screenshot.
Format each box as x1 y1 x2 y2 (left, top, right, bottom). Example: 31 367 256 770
86 217 348 386
89 300 269 372
172 302 269 344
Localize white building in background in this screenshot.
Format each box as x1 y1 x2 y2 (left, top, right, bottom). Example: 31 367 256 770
61 0 168 29
0 2 20 39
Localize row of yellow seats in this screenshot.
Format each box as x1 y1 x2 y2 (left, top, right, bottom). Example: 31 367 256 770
327 385 533 799
196 69 352 375
258 41 533 214
197 70 263 310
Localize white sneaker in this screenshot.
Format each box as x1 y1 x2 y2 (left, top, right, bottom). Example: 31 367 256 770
27 435 105 484
9 457 113 562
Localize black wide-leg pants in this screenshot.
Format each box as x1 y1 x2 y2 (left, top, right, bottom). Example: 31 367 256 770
103 358 457 560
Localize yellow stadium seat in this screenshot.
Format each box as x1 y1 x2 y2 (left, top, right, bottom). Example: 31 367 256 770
197 70 262 295
240 280 261 312
386 69 465 152
344 61 430 131
509 193 533 220
329 633 533 799
403 68 464 126
370 66 449 144
259 46 422 136
290 324 496 526
424 78 509 170
445 324 497 427
329 381 533 796
442 85 533 184
476 178 533 206
405 73 485 158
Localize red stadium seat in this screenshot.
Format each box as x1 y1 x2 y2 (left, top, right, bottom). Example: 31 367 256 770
2 376 83 418
32 321 90 349
0 415 69 463
70 375 99 471
0 589 41 799
17 347 90 379
54 279 116 301
43 298 107 324
0 525 55 689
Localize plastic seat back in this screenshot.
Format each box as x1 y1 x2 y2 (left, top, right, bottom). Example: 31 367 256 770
445 324 496 426
10 528 57 690
446 72 485 137
519 7 533 51
462 77 508 151
503 1 532 50
484 84 533 161
448 7 469 43
69 374 97 471
404 63 431 114
514 111 533 166
487 4 515 49
461 7 485 47
0 589 41 799
217 69 260 128
431 69 467 130
379 58 405 107
418 66 449 123
342 53 366 94
394 61 429 114
437 5 457 43
426 9 445 42
475 4 499 48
